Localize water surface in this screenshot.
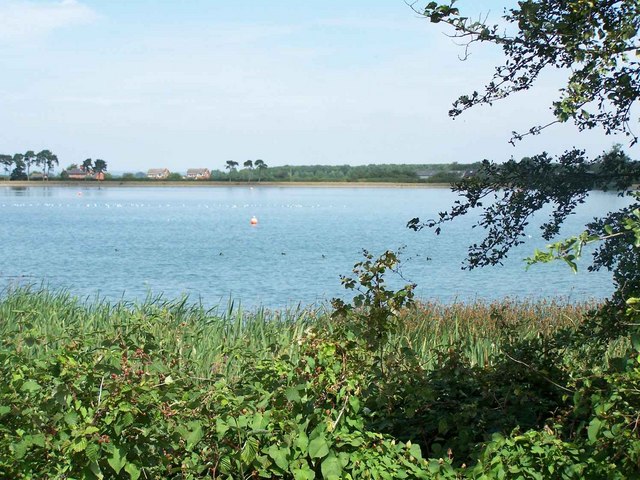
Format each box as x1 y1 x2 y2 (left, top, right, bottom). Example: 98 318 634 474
0 185 623 308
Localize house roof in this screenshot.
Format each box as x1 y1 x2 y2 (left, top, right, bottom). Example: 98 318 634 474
147 168 169 174
186 168 209 175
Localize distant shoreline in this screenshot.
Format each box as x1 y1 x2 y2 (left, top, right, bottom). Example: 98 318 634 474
1 180 451 189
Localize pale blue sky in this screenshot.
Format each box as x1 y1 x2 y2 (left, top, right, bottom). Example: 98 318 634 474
0 0 632 172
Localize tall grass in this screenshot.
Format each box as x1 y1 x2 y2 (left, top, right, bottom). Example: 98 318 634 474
1 287 605 379
394 298 599 368
0 287 325 380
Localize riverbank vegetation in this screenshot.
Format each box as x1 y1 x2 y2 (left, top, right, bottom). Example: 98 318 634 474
2 274 638 478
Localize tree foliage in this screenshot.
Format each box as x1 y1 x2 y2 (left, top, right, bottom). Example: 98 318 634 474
93 159 108 175
254 159 267 182
82 158 94 173
420 0 640 143
0 154 13 175
35 150 59 179
409 146 640 300
411 0 640 304
211 162 479 183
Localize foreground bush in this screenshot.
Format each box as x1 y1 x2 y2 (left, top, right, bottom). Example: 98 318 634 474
0 291 433 479
1 288 639 478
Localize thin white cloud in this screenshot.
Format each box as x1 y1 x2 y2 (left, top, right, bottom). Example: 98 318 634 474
315 17 421 30
52 96 141 107
0 0 98 42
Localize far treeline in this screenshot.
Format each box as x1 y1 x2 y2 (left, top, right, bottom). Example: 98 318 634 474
0 152 107 182
1 150 634 184
0 153 481 184
208 162 482 183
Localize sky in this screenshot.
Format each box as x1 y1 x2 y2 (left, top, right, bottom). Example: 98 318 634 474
0 0 635 173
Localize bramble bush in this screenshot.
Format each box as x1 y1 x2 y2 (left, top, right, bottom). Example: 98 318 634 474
0 288 433 479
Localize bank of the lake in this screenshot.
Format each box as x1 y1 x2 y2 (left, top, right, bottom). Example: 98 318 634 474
2 180 451 188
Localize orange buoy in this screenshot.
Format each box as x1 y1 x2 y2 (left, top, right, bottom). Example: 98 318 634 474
250 216 258 225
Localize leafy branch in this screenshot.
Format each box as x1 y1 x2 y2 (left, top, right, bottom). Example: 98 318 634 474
526 208 640 273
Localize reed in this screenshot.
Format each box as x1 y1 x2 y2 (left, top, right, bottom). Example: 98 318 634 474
0 287 600 377
394 298 599 368
0 287 323 379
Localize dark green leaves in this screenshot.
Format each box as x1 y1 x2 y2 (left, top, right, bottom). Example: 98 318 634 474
420 0 640 143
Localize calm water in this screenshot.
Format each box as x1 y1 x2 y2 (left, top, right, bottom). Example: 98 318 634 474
0 185 625 308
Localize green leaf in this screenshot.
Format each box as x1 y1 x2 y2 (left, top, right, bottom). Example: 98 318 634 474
438 418 448 434
125 463 141 480
267 445 290 470
219 455 232 474
185 421 204 450
216 418 229 438
13 440 27 460
64 411 79 427
308 435 330 459
348 395 360 413
321 453 343 480
83 426 100 435
85 443 100 463
20 380 41 393
285 387 301 403
295 431 309 451
88 460 104 479
72 438 88 453
0 406 11 417
29 433 45 448
241 437 259 464
107 446 127 474
408 442 423 460
292 466 316 480
251 411 265 430
587 418 601 444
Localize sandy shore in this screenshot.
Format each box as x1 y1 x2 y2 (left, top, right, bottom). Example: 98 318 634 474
2 180 451 189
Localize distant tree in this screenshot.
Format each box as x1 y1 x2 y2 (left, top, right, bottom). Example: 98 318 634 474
254 159 267 182
35 150 49 179
167 172 183 181
23 151 35 181
46 153 59 180
12 154 24 170
81 158 93 174
243 160 254 182
93 159 107 178
92 159 107 184
0 154 12 177
225 160 239 181
36 150 58 180
10 155 26 181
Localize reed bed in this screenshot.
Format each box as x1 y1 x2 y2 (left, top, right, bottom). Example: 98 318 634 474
394 298 599 368
0 287 599 376
0 287 324 380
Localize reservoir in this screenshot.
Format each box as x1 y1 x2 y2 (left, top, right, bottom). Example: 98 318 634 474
0 185 624 308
